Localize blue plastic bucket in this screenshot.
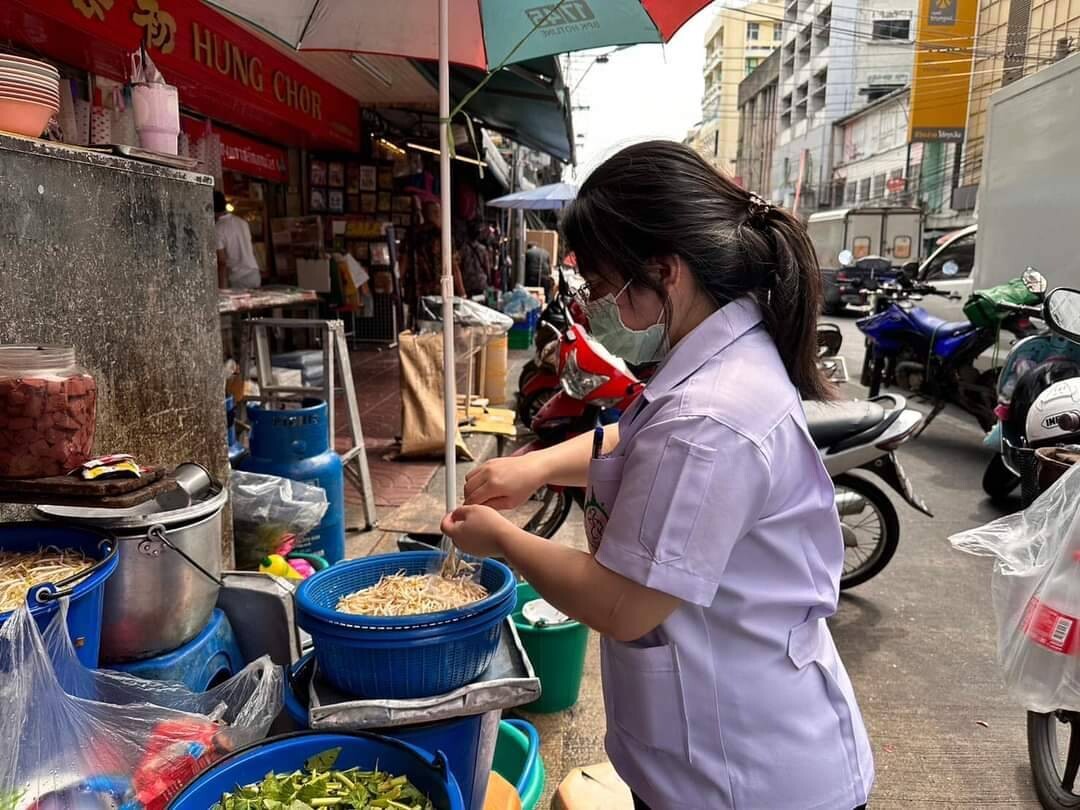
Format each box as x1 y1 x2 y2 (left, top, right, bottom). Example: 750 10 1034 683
0 522 118 667
295 551 515 699
285 652 493 810
169 731 465 810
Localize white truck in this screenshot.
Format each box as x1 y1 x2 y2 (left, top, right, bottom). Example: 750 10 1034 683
919 52 1080 326
807 206 923 314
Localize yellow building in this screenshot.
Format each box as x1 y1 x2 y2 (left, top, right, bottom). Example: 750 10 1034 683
689 0 784 178
960 0 1079 192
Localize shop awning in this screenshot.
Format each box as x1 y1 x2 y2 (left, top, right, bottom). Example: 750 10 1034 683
413 57 575 164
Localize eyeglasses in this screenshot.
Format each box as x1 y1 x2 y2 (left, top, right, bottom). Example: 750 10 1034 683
574 278 631 310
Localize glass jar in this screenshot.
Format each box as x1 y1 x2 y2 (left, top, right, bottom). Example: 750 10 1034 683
0 346 97 478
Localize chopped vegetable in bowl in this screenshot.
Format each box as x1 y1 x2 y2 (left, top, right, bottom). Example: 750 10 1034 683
212 747 434 810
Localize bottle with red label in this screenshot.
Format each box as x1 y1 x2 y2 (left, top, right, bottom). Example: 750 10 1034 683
1011 550 1080 708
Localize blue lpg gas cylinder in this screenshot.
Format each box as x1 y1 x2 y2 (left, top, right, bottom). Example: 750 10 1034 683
240 399 345 564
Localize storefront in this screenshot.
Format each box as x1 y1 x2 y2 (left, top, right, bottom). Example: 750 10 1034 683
2 0 362 281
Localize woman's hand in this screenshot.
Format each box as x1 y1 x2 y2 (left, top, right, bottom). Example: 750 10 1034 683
441 505 518 558
463 454 546 510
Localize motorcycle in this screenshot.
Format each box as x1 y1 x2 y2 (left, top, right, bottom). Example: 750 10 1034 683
981 308 1080 503
818 321 848 385
514 270 579 427
951 287 1080 810
857 267 1046 435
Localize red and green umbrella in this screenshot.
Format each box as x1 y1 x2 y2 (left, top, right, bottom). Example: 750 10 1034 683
208 0 713 513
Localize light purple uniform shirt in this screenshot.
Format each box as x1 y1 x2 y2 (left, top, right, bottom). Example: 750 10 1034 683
585 297 874 809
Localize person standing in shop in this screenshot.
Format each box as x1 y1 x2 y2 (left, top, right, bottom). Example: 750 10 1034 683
401 198 465 308
524 240 552 299
442 141 873 810
214 191 261 289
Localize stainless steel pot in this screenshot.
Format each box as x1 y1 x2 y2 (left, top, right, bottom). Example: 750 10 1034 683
35 487 227 662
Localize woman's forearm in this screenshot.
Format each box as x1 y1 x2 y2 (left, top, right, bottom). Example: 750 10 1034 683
535 423 619 488
496 523 677 642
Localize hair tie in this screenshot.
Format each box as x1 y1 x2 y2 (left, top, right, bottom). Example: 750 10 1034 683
747 192 772 224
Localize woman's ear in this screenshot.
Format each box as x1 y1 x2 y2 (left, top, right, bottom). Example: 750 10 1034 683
653 254 685 292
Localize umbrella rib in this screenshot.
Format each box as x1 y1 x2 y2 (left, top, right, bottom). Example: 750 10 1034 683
297 0 324 49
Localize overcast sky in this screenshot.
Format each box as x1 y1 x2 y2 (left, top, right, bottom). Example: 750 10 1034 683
563 2 719 180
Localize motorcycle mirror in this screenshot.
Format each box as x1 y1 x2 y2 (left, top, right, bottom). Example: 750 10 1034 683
901 261 920 279
838 249 855 267
1044 287 1080 342
942 260 960 277
1023 266 1048 294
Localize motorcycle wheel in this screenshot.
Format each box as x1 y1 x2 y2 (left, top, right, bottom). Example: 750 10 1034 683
835 473 900 590
1028 710 1080 809
523 486 574 539
516 388 557 429
982 453 1021 501
867 353 886 398
859 342 874 388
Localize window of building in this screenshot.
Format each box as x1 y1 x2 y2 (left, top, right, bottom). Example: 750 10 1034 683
844 181 857 204
872 19 910 40
747 22 760 40
714 131 720 157
717 26 724 47
872 173 887 199
775 22 783 40
858 177 871 201
746 57 762 75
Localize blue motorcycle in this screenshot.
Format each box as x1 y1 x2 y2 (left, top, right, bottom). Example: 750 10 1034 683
857 269 1046 436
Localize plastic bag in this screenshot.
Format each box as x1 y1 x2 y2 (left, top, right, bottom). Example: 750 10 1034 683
230 471 328 570
417 296 513 335
950 462 1080 712
0 602 283 809
501 285 541 321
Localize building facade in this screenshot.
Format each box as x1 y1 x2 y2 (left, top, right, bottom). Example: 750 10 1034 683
770 0 919 212
736 49 781 194
688 0 783 176
956 0 1079 204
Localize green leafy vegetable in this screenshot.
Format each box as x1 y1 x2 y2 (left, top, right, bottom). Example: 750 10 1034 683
210 753 434 810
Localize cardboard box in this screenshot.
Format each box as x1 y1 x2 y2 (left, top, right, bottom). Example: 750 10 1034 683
526 228 559 266
296 257 332 292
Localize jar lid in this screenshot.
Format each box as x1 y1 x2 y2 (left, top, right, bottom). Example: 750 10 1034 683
0 345 77 375
521 597 573 627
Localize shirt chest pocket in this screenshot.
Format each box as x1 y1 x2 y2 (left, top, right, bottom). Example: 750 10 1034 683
584 454 625 554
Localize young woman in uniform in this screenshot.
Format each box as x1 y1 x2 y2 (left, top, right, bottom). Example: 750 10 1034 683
441 141 873 810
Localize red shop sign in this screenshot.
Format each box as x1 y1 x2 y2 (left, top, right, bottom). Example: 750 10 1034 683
2 0 360 151
182 117 288 183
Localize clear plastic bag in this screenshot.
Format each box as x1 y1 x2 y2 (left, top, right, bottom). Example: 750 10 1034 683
950 463 1080 712
416 296 513 335
501 285 541 320
0 602 283 809
229 471 328 570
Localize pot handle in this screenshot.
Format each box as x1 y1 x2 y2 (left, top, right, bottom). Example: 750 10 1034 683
34 538 118 602
145 524 224 587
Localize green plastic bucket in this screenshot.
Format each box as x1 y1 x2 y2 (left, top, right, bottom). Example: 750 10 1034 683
492 719 545 810
512 582 589 713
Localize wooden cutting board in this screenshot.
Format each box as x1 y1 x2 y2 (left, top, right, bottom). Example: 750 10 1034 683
0 467 172 507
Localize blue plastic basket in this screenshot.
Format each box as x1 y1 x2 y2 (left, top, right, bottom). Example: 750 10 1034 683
168 731 465 810
295 551 515 698
0 522 118 667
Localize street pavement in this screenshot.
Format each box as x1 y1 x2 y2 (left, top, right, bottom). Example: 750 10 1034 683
519 315 1043 808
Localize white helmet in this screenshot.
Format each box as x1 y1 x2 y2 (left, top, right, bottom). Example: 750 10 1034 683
1026 377 1080 446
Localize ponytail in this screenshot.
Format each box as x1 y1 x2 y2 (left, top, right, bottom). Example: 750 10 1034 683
561 140 834 401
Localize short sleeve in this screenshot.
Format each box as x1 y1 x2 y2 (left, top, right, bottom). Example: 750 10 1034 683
215 221 227 252
595 416 771 606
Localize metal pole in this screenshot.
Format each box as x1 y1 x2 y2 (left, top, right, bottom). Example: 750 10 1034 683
514 144 526 286
439 0 457 515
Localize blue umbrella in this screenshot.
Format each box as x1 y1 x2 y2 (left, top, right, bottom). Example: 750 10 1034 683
488 182 578 210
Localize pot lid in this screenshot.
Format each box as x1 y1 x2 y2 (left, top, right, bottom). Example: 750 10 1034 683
34 486 227 529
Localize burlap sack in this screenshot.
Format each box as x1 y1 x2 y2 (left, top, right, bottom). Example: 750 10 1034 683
399 330 472 460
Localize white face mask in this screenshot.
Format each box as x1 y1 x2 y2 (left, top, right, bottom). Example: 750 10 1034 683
585 281 669 366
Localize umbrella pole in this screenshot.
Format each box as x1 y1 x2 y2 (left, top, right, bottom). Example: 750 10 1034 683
439 0 457 517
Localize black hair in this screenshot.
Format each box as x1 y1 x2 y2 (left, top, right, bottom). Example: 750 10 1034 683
213 190 227 214
560 140 832 401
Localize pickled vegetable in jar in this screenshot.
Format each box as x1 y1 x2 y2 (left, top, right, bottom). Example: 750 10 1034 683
0 346 97 478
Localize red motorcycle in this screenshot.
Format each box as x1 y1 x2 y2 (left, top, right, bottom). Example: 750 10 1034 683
510 321 651 538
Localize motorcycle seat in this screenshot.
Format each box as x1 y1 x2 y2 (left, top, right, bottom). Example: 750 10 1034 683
908 307 977 340
804 400 889 449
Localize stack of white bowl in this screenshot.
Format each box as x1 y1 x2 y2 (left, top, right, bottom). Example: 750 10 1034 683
0 54 60 138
